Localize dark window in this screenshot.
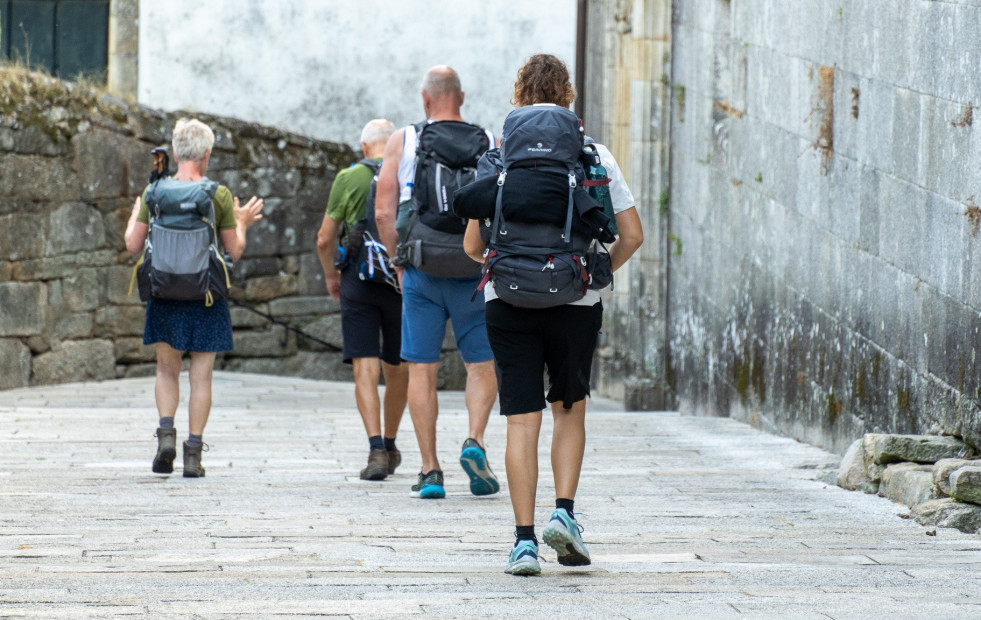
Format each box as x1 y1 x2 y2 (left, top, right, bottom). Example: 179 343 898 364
1 0 109 81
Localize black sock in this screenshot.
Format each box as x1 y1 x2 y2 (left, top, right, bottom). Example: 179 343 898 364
556 498 575 518
384 437 397 452
186 433 203 448
368 435 384 451
514 525 537 544
158 416 174 430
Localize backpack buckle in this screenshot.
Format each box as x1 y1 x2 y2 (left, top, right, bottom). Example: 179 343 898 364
497 171 507 186
568 173 576 189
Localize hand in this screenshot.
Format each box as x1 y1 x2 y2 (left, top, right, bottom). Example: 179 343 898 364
325 273 341 300
234 196 264 228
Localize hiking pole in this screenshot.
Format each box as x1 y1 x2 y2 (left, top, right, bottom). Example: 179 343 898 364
227 297 343 353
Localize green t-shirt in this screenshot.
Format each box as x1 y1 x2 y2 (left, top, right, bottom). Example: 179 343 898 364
325 159 379 243
138 183 236 229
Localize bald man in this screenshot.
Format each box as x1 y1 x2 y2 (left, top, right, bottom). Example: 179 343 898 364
317 119 408 482
375 66 500 500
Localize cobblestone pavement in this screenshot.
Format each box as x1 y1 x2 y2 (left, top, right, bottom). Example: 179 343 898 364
1 372 979 618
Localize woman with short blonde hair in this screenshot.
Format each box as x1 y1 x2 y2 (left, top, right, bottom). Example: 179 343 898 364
124 118 264 478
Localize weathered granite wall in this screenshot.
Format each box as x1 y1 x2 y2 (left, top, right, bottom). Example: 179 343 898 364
666 0 981 453
0 67 467 390
582 0 672 409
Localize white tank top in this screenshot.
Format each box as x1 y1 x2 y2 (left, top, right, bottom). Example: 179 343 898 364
397 122 495 203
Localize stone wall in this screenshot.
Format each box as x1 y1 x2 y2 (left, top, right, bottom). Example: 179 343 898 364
0 67 467 390
665 0 981 453
582 0 672 409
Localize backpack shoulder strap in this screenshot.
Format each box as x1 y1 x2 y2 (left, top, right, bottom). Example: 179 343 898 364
357 157 381 175
145 178 166 224
199 177 219 199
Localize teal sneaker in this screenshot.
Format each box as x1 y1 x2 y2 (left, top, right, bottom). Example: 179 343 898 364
417 470 445 499
410 471 424 498
505 539 541 576
459 438 500 496
542 508 590 566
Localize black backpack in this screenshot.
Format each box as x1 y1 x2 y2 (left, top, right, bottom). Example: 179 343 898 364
335 158 398 289
472 106 614 308
395 120 491 278
132 177 231 306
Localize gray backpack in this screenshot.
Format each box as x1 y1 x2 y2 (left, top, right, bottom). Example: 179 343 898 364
134 177 231 305
395 120 491 279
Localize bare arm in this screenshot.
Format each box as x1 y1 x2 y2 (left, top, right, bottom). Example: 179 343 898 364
375 129 404 264
124 197 148 255
316 213 343 299
464 219 486 263
608 207 643 272
220 195 264 262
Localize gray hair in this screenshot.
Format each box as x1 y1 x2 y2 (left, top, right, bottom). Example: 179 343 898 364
171 118 215 163
360 119 395 147
421 66 461 99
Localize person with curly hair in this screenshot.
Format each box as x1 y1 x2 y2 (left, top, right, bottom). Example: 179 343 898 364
464 54 644 575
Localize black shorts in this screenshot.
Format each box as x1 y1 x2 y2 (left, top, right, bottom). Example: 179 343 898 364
484 299 603 415
339 276 402 365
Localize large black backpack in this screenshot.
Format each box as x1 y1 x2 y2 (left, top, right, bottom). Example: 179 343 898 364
336 158 398 289
133 177 231 306
396 120 491 278
473 106 614 308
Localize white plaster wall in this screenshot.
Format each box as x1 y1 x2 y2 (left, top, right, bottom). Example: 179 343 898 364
139 0 577 146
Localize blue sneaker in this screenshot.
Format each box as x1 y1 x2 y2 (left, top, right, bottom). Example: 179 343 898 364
505 539 541 576
542 508 590 566
417 470 445 499
459 438 500 496
409 471 425 498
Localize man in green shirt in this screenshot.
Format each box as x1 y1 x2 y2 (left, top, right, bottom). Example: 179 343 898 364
316 119 408 481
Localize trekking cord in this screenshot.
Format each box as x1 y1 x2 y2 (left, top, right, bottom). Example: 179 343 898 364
227 298 343 352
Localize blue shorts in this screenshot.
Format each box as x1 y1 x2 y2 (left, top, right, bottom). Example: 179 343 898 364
400 267 493 364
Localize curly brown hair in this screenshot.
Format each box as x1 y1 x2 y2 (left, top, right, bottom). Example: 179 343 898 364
512 54 577 108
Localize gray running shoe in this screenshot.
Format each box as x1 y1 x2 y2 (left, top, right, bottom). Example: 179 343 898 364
505 539 541 576
542 508 590 566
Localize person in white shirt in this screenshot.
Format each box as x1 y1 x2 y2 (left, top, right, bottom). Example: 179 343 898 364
463 54 644 576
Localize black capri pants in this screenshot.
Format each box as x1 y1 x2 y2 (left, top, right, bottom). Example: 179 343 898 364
484 299 603 415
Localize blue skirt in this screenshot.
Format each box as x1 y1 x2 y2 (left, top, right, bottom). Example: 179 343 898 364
143 298 234 352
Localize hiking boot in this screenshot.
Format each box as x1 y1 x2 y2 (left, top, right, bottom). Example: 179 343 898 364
386 448 401 474
410 471 425 498
182 441 206 478
416 470 445 499
505 539 541 576
151 428 177 474
542 508 590 566
360 449 389 481
459 438 500 496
